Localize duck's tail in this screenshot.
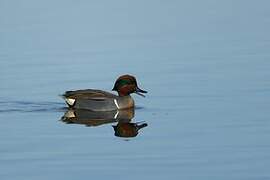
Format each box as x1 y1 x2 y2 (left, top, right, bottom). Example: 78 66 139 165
59 93 75 107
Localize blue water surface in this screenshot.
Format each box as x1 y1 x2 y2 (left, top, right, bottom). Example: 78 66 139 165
1 1 270 179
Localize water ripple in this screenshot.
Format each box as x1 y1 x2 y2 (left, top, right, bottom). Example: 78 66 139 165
0 100 66 113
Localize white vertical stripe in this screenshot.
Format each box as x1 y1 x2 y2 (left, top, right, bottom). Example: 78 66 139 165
114 99 120 109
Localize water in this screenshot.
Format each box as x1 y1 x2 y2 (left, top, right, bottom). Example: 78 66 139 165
1 1 270 179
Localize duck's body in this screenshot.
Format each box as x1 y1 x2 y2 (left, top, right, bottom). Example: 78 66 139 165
63 89 134 111
62 75 147 111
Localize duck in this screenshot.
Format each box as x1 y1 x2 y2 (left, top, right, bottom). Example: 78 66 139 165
62 75 147 111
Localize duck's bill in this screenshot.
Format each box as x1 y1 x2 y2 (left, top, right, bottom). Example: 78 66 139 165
135 87 147 97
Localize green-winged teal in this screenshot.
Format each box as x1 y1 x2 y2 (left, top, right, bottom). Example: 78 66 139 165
62 75 147 111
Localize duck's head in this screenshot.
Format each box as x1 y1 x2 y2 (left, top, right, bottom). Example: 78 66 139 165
112 74 147 97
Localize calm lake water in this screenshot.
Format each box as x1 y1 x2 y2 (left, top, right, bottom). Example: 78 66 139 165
1 1 270 179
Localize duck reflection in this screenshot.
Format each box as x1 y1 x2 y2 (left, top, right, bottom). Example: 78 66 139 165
113 122 147 138
61 108 147 138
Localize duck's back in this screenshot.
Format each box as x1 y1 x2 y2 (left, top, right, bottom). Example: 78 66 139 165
63 89 116 99
62 89 134 111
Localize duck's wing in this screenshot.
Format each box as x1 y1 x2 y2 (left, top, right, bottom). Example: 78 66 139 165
62 89 117 100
